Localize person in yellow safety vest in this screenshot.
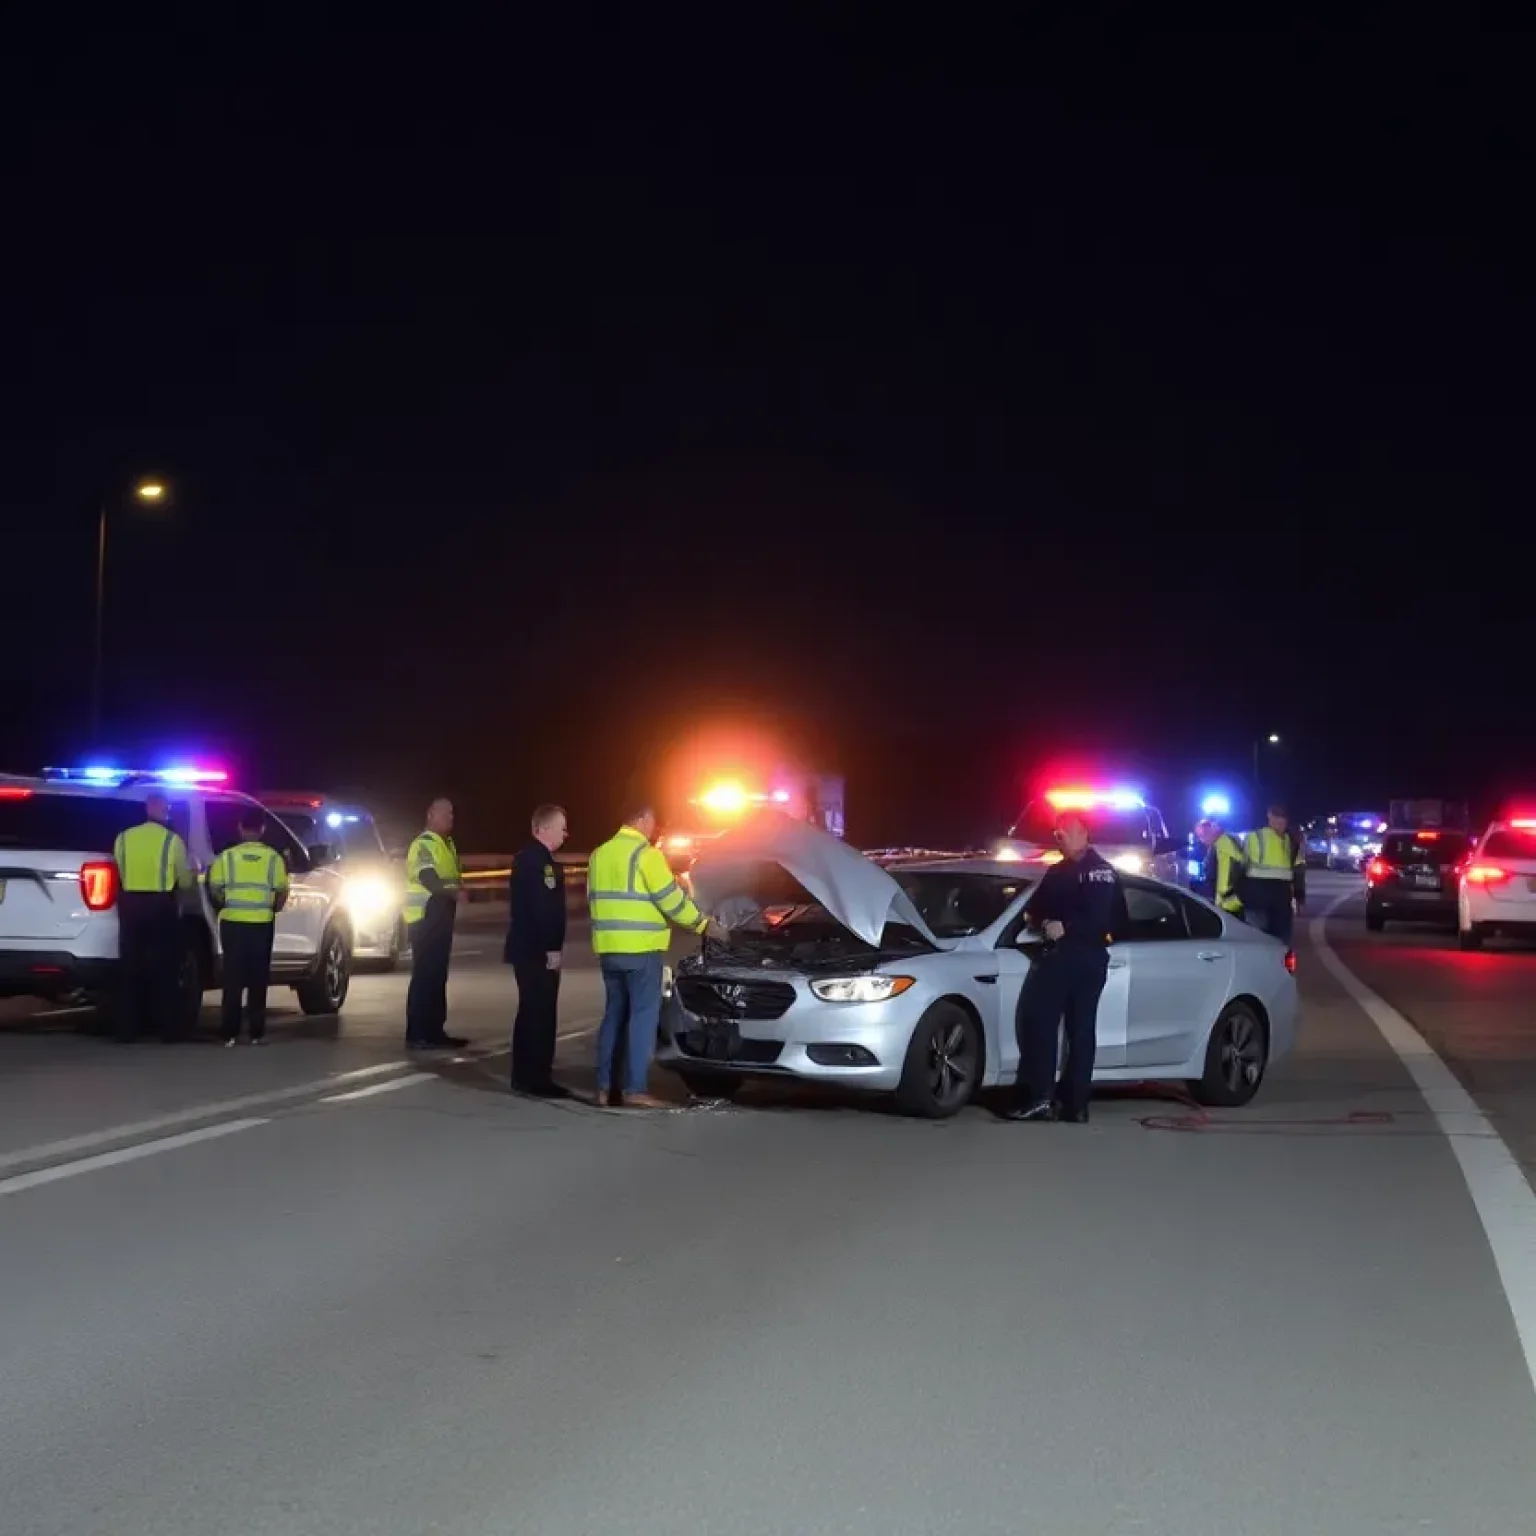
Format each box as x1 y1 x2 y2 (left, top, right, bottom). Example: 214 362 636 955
111 790 195 1044
207 805 290 1047
1193 818 1247 915
587 796 726 1109
404 796 469 1051
1241 803 1307 946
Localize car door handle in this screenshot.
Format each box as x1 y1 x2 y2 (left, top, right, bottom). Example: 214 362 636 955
1107 958 1127 970
974 974 998 985
1197 951 1225 962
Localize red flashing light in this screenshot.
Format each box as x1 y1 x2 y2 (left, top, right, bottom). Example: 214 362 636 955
1415 831 1439 841
0 786 33 800
79 860 118 911
1511 818 1536 830
1026 849 1064 865
1284 950 1297 976
1366 858 1388 882
1465 864 1511 886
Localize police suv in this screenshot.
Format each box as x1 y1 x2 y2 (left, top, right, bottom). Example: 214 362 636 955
0 767 354 1031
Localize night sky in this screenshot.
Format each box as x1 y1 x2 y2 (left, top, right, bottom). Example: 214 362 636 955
4 18 1530 850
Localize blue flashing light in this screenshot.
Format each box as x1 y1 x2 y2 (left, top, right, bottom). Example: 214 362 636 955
1103 788 1145 810
43 765 229 787
1186 858 1204 880
325 812 344 828
1201 793 1231 818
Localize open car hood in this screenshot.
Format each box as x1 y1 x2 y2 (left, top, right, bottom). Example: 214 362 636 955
689 812 950 951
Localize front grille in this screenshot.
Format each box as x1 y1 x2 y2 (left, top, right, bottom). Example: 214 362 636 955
676 1033 785 1065
676 975 795 1021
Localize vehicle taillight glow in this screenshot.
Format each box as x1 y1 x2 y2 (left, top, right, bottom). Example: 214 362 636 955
1465 864 1511 885
79 860 119 911
0 786 32 800
1284 950 1297 975
1366 858 1388 881
1512 818 1536 830
1416 831 1439 841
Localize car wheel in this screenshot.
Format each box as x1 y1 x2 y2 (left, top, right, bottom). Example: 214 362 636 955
894 1001 980 1119
1459 922 1484 952
296 926 351 1015
674 1069 744 1101
1365 904 1385 932
1190 1001 1269 1109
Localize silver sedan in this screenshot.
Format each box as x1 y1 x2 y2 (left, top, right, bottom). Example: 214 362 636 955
657 817 1300 1118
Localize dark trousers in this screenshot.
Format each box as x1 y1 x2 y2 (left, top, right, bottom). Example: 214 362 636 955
1014 946 1110 1115
406 897 456 1043
220 921 275 1041
116 891 182 1043
510 956 561 1089
1243 882 1295 946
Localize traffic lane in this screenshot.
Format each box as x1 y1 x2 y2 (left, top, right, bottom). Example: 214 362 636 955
4 942 1535 1531
1322 884 1536 1186
0 925 608 1165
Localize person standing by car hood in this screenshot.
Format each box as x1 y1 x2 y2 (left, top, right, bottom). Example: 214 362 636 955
1008 809 1127 1124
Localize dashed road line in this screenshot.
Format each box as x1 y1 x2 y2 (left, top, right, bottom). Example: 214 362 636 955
321 1073 436 1103
1315 891 1536 1403
0 1119 270 1199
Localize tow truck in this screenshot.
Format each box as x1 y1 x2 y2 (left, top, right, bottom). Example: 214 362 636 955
659 772 846 877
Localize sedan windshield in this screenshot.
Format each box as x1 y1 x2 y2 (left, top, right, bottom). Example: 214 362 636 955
892 871 1032 937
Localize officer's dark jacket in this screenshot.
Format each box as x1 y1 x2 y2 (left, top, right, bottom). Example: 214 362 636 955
504 839 567 963
1023 848 1128 948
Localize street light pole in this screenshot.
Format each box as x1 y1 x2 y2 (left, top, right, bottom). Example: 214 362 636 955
91 501 108 742
91 480 167 742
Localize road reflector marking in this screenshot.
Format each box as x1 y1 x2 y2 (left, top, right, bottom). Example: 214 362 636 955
1316 893 1536 1403
0 1118 269 1199
321 1073 435 1103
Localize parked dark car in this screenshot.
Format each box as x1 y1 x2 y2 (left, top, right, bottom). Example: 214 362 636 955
1365 829 1473 932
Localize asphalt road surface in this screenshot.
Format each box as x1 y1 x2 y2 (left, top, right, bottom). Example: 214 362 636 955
4 874 1536 1534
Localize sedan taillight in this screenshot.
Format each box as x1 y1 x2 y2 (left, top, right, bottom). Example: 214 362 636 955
1283 949 1297 975
79 861 119 911
1365 858 1389 882
1465 864 1512 886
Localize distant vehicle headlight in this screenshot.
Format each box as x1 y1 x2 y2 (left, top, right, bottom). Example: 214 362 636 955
344 875 394 922
1111 853 1146 874
994 846 1023 862
1347 844 1362 857
810 975 916 1004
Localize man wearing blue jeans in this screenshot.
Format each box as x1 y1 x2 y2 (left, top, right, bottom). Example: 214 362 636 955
588 798 721 1108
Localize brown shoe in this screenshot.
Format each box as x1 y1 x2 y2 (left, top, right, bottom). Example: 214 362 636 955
589 1087 612 1109
623 1092 670 1110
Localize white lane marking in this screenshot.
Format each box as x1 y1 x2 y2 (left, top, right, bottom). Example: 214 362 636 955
0 1119 269 1199
321 1073 435 1103
1315 893 1536 1399
0 1061 411 1174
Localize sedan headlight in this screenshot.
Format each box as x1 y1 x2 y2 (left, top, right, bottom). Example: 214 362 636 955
809 975 916 1004
343 875 395 922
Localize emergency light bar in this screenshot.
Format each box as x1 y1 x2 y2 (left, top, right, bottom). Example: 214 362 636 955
1045 787 1145 811
43 765 229 787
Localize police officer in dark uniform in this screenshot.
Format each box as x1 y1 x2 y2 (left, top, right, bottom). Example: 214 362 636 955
1008 809 1128 1123
504 803 571 1098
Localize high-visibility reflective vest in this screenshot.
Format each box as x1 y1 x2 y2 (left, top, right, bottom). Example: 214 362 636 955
404 830 461 925
588 825 707 956
1242 827 1303 884
113 819 192 894
1210 832 1246 912
208 840 289 924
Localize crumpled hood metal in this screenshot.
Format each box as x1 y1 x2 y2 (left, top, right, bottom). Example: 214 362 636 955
688 812 950 951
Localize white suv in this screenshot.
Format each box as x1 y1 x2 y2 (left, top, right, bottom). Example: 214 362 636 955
0 768 354 1031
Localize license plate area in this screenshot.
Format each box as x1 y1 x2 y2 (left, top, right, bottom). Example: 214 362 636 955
1409 870 1441 890
689 1018 742 1061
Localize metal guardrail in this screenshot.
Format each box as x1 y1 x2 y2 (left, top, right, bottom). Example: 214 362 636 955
457 846 983 902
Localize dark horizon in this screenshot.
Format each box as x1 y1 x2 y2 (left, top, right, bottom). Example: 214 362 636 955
4 20 1531 848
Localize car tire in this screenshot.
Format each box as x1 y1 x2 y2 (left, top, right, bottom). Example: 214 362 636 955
1190 1001 1269 1109
1365 904 1385 932
296 925 351 1015
674 1069 744 1101
1459 922 1484 952
894 1001 981 1120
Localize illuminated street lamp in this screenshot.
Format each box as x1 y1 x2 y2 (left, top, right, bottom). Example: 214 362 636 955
93 480 171 738
1253 733 1282 791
